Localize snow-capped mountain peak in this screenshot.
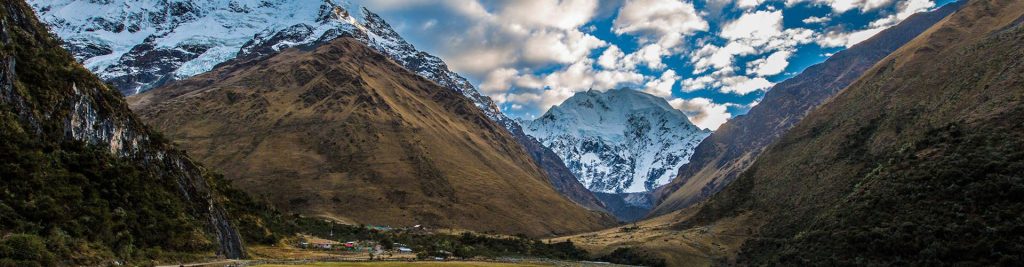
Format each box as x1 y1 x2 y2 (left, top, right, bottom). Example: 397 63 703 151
29 0 381 95
525 89 711 193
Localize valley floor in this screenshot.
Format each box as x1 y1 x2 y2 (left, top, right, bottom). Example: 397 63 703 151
156 243 632 267
255 261 557 267
547 206 760 267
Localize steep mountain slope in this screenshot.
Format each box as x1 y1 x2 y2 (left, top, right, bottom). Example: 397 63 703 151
30 0 607 212
525 89 710 194
354 9 608 212
683 0 1024 264
0 0 244 263
129 37 616 237
648 1 964 216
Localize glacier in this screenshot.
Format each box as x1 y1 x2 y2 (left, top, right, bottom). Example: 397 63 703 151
524 89 711 193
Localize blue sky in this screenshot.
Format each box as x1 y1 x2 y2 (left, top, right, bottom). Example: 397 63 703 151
359 0 953 130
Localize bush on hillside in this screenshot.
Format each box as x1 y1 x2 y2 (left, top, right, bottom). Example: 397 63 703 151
597 247 666 267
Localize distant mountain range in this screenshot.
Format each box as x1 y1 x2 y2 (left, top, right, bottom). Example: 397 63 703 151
524 89 709 194
29 0 609 213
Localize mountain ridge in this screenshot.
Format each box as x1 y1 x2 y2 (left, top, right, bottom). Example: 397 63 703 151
683 0 1024 263
648 0 966 216
129 35 617 237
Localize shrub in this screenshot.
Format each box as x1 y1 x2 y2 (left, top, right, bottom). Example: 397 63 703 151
598 247 666 267
0 234 56 266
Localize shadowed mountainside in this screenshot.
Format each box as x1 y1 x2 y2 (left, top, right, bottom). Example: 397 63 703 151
683 0 1024 264
649 0 965 216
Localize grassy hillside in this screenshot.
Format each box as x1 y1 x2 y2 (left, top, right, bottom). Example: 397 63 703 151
683 0 1024 264
129 37 615 237
649 0 964 216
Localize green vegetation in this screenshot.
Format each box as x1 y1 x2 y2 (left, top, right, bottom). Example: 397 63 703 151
597 247 667 267
0 1 231 264
681 7 1024 266
215 185 597 262
224 211 593 262
257 262 552 267
0 105 219 264
0 234 56 267
738 121 1024 265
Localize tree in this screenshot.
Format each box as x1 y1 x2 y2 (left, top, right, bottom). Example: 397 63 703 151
454 245 475 260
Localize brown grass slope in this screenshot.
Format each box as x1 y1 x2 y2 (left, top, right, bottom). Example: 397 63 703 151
648 1 964 217
682 0 1024 264
550 204 760 267
129 37 615 237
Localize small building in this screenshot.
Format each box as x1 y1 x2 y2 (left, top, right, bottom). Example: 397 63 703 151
299 235 342 250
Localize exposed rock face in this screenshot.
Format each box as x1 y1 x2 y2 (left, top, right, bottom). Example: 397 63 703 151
0 0 243 259
129 37 617 237
524 89 710 194
648 1 965 216
30 0 606 213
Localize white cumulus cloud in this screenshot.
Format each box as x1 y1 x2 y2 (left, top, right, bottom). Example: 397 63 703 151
669 97 732 130
480 68 520 94
496 0 600 30
643 70 679 97
787 0 896 13
749 50 792 76
802 16 831 24
690 42 756 74
522 29 607 65
613 0 709 48
721 10 784 47
720 75 774 94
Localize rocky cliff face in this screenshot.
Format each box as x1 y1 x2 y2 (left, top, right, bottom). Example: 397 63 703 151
648 1 965 216
525 89 710 194
29 0 606 213
0 0 242 261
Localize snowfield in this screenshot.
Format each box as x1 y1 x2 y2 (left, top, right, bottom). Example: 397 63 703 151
524 89 710 193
